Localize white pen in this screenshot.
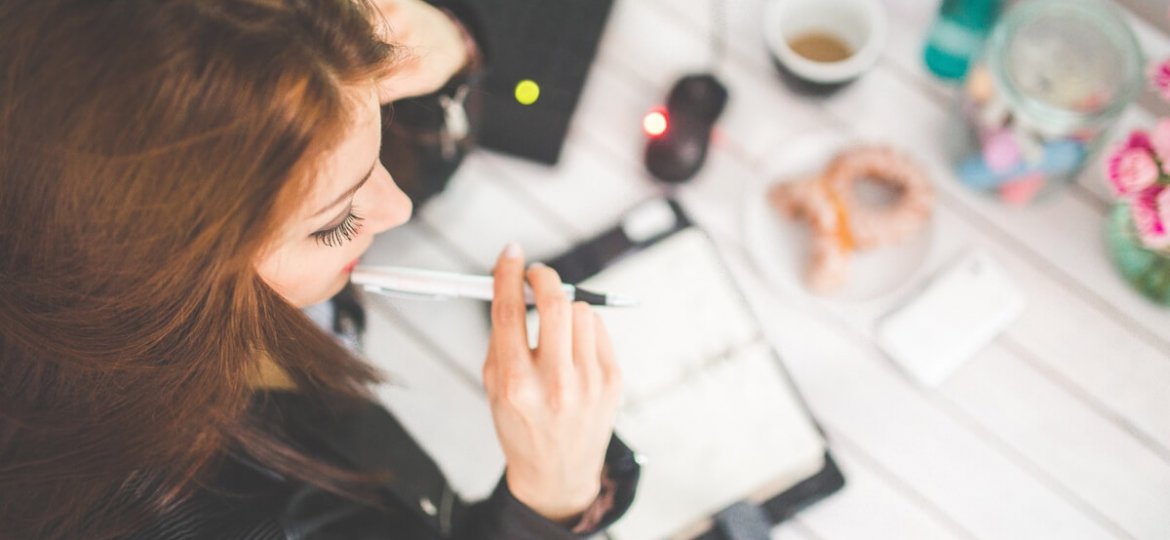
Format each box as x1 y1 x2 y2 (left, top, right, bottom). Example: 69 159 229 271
351 266 638 307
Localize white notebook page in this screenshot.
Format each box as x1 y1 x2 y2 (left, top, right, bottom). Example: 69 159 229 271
536 228 827 539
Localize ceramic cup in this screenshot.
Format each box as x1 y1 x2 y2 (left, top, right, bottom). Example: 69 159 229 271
762 0 888 94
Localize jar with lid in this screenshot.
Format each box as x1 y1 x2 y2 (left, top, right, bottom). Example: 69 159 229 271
950 0 1143 205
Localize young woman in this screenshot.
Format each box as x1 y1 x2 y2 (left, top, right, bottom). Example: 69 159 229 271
0 1 638 538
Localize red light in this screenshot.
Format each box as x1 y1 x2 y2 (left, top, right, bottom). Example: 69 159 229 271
643 109 668 137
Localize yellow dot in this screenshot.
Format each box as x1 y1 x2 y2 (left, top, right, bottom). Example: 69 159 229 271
514 79 540 105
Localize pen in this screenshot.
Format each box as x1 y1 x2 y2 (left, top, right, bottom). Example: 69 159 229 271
351 266 638 307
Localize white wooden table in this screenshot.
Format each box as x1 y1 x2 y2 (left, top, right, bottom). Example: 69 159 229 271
357 1 1170 538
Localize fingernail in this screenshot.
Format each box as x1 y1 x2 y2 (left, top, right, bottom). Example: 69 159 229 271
502 241 522 259
528 262 546 269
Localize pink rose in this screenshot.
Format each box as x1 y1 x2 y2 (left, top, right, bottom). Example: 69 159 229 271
1107 146 1160 196
1152 118 1170 164
1131 187 1170 250
1126 130 1154 153
1149 58 1170 102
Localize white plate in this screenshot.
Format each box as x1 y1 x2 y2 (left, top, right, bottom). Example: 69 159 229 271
742 132 935 303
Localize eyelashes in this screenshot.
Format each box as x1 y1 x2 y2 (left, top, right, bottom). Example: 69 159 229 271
312 211 364 247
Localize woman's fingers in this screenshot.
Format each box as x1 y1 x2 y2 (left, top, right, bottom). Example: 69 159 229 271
570 302 596 366
594 313 622 401
490 242 529 359
370 0 469 103
526 264 574 383
571 301 600 391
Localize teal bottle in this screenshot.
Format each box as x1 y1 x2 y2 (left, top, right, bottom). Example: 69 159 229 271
923 0 1003 80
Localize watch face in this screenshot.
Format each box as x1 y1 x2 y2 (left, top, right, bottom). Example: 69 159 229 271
439 85 472 159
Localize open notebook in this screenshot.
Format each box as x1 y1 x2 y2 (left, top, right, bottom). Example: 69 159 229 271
532 199 843 539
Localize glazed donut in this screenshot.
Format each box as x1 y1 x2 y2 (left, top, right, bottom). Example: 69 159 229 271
821 146 934 249
768 146 934 293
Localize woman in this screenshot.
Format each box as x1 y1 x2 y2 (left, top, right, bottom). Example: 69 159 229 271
0 1 638 538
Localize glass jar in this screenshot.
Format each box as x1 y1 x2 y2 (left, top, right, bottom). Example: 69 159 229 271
950 0 1143 205
1108 203 1170 306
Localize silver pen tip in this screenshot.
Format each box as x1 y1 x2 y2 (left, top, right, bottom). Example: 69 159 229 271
605 294 640 307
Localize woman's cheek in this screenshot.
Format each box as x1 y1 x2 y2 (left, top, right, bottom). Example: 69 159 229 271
257 244 341 307
297 245 355 305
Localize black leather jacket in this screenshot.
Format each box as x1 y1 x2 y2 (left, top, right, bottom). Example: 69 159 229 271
124 391 640 540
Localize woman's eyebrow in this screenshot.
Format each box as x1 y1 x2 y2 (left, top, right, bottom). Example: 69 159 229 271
312 161 377 218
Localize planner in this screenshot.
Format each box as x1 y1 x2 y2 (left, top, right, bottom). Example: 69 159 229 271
533 199 844 540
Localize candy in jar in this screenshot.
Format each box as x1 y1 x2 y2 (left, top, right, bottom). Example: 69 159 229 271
950 0 1142 205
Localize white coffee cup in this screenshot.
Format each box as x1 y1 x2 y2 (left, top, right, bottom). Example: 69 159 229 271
762 0 888 91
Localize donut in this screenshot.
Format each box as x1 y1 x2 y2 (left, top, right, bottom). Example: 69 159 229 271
821 146 934 249
768 146 934 293
768 178 852 291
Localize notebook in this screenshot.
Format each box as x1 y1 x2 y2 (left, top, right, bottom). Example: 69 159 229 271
472 0 615 164
533 199 844 539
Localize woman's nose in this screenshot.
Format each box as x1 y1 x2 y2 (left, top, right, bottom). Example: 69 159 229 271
363 165 413 235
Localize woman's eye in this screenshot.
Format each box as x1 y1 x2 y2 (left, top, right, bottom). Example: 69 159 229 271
311 212 364 247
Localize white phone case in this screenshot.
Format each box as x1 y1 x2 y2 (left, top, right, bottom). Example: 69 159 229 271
876 250 1026 387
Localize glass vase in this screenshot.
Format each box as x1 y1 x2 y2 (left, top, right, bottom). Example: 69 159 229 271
1107 203 1170 306
949 0 1143 205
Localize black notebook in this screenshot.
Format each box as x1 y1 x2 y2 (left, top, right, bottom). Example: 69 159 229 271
536 199 844 539
472 0 614 164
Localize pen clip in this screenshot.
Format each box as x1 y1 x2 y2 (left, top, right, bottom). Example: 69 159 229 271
361 285 453 302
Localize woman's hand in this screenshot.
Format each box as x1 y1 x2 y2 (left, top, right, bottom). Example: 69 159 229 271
483 242 623 522
371 0 470 103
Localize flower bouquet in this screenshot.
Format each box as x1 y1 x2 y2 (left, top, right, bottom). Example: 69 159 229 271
1102 61 1170 305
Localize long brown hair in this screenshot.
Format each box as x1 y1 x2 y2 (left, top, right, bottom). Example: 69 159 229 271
0 1 399 538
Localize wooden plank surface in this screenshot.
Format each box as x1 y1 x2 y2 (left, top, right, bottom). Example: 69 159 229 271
356 0 1170 538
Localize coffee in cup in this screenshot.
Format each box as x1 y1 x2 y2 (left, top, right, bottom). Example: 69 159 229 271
763 0 888 94
788 32 854 63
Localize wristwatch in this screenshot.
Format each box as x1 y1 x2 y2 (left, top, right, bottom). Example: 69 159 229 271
437 8 482 160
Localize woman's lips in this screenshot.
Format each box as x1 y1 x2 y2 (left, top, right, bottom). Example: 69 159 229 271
342 259 359 274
